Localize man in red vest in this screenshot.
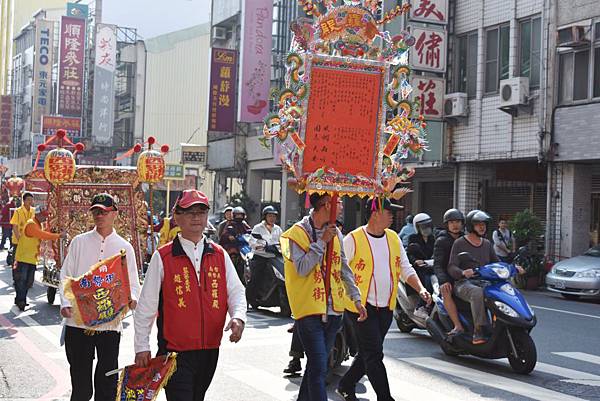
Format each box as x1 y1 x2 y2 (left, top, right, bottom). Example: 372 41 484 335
133 189 246 401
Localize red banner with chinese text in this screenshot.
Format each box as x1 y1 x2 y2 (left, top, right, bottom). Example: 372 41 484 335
63 251 131 329
58 16 86 117
116 354 177 401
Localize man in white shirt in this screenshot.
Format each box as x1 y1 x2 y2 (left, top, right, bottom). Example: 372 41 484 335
59 193 141 401
133 189 246 401
248 205 283 273
337 198 431 401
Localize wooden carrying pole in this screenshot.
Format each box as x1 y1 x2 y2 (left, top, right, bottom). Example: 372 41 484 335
324 193 338 299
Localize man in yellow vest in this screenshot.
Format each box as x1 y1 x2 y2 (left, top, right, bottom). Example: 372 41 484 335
9 192 35 286
158 216 181 247
281 193 367 401
14 206 64 311
337 198 432 401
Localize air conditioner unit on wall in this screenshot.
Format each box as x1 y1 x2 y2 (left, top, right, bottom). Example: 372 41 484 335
213 26 226 40
443 93 469 118
557 25 589 48
499 77 529 108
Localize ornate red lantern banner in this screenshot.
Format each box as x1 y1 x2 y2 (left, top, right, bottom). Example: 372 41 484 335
62 250 132 330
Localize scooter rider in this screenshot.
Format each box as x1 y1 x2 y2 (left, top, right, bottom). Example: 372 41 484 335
447 210 498 345
249 205 283 274
219 206 251 283
407 213 435 319
433 209 465 336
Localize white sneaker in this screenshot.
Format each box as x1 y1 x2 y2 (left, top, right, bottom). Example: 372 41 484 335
413 306 429 319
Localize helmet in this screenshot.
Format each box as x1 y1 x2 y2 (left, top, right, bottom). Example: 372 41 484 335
465 210 491 235
413 213 433 236
223 206 233 213
232 206 246 216
262 205 278 217
443 208 465 225
405 214 414 224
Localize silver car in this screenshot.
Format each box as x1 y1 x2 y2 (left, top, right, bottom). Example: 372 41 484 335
546 246 600 299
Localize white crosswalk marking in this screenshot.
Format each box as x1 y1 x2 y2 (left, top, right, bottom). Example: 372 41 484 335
401 357 587 401
536 362 600 387
553 351 600 366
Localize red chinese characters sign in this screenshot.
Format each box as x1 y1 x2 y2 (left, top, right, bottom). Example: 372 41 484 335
208 48 237 132
411 77 445 120
411 27 447 73
42 115 82 139
409 0 448 24
0 95 13 154
63 252 132 328
58 16 86 117
301 57 385 184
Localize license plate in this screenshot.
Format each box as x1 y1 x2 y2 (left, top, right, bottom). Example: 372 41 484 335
554 281 566 289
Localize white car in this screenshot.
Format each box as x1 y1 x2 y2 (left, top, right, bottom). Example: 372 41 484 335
546 246 600 300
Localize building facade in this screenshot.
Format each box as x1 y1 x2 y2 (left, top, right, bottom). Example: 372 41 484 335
548 0 600 259
0 0 69 95
6 3 147 173
144 23 215 202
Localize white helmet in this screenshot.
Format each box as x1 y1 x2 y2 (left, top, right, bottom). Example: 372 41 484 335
413 212 433 236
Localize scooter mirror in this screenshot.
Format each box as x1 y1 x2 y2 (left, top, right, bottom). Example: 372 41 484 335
251 233 263 240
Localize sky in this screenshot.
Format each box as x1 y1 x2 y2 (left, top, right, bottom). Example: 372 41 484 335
99 0 212 39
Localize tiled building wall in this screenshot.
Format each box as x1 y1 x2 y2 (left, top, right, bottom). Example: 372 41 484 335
452 0 544 162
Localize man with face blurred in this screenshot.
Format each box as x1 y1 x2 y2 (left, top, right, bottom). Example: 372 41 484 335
432 209 465 336
59 193 140 401
336 198 431 401
134 189 246 401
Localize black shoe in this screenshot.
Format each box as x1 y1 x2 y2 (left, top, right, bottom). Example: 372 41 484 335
336 387 358 401
283 358 301 374
16 302 26 311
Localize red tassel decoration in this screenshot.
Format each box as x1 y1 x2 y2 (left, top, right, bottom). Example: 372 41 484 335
305 192 311 209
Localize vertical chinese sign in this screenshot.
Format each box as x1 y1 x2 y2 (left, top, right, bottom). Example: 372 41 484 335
208 48 237 132
92 24 117 146
409 0 448 24
410 27 447 73
411 77 445 120
58 16 86 117
238 0 273 123
0 96 13 156
32 20 54 134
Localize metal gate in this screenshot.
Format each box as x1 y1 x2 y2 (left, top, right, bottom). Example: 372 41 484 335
420 181 454 227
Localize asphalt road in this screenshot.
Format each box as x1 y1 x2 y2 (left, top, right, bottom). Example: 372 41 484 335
0 254 599 401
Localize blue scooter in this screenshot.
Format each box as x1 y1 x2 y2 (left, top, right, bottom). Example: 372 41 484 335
426 252 538 374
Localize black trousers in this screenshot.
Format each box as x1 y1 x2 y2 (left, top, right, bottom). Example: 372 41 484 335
339 304 395 401
64 326 120 401
164 349 220 401
289 323 304 358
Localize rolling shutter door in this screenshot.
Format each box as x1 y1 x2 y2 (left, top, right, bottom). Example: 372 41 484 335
421 181 454 227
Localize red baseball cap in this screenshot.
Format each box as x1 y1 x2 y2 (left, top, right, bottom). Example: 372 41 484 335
176 189 210 210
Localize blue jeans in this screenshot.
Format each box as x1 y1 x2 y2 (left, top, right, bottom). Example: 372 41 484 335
14 261 35 305
296 315 342 401
1 226 11 249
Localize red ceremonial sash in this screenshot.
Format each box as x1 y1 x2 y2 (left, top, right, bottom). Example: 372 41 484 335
116 354 177 401
63 250 131 330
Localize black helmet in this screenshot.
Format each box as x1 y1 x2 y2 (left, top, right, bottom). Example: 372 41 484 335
443 208 465 225
232 206 246 216
465 210 491 235
262 205 278 217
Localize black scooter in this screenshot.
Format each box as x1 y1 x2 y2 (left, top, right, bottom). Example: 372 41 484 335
245 233 291 317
